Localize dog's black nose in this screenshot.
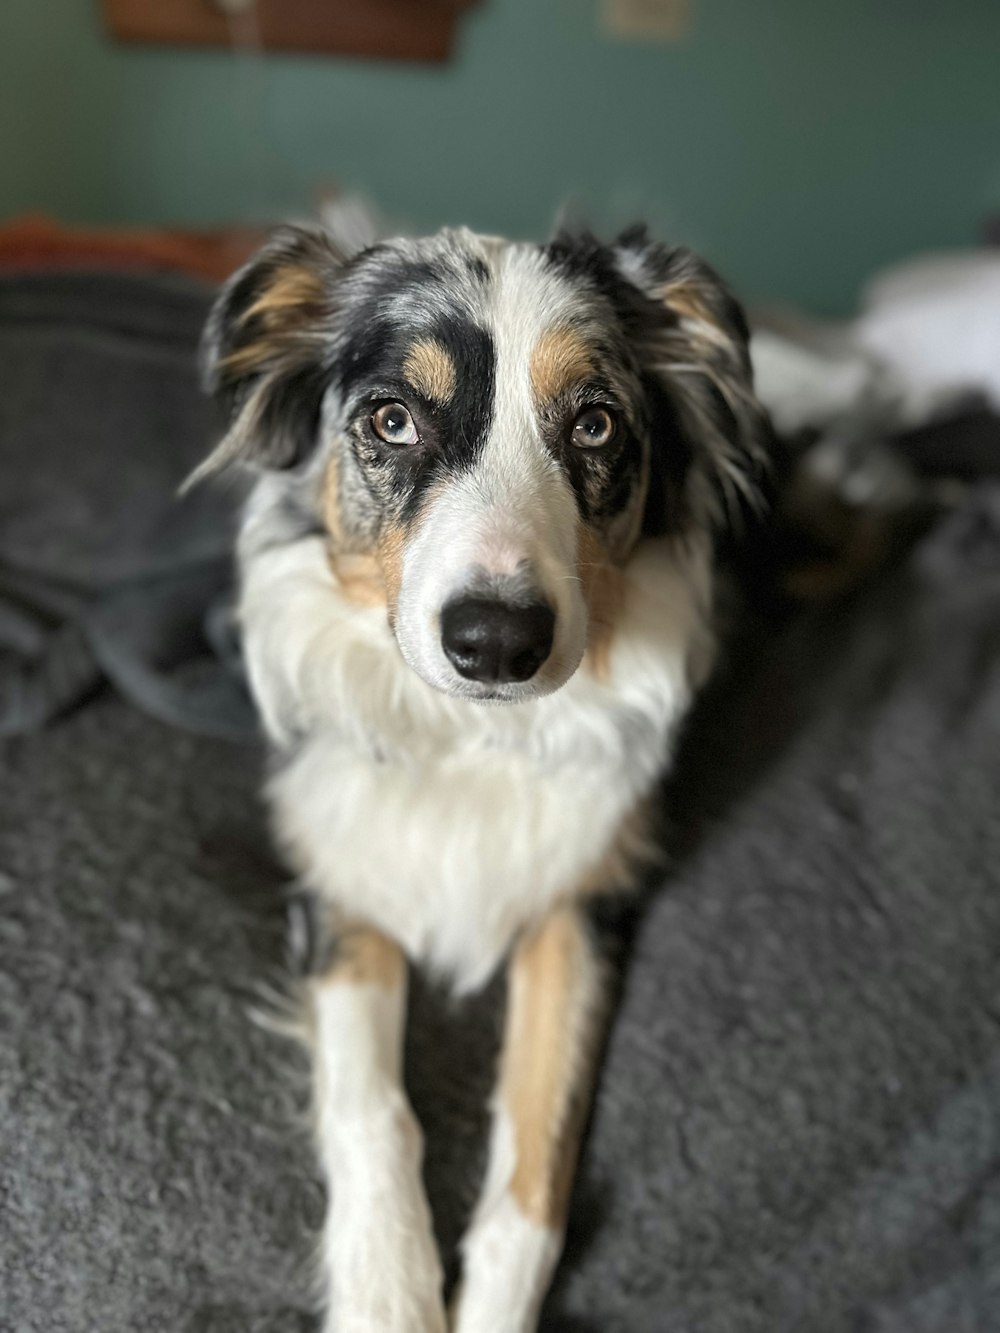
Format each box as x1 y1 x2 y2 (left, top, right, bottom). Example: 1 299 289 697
440 597 555 685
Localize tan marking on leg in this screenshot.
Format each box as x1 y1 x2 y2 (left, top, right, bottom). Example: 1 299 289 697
311 926 446 1326
403 338 457 404
501 906 607 1228
323 924 405 989
577 525 625 683
530 326 594 404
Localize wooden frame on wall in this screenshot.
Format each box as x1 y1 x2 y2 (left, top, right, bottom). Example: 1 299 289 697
102 0 479 64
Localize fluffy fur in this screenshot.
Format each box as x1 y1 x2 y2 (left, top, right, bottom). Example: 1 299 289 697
194 222 769 1331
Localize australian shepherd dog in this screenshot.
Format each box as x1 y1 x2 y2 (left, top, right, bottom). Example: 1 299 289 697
191 222 769 1331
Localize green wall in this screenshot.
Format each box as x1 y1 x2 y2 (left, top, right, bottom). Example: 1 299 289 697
2 0 999 313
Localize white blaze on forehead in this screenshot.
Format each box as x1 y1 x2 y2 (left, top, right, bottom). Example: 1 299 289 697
391 242 592 700
440 242 590 582
467 244 590 572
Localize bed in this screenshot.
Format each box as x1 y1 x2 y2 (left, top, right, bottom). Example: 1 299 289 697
2 265 998 1333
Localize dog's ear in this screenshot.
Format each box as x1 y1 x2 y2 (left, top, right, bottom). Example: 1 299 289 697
610 225 771 534
186 225 346 488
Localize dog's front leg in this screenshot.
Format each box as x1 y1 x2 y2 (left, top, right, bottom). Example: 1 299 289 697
452 904 607 1333
312 925 446 1333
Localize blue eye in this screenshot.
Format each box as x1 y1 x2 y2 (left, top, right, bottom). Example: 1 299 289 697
372 402 419 446
571 407 617 449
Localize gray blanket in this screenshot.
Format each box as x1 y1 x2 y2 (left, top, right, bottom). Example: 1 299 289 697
0 271 253 741
1 272 999 1332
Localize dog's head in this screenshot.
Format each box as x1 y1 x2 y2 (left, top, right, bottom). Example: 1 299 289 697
196 224 767 702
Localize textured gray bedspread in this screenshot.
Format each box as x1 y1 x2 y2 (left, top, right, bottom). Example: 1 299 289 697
0 271 253 741
1 272 999 1332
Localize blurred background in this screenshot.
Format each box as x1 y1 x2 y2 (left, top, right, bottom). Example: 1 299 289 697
2 0 1000 314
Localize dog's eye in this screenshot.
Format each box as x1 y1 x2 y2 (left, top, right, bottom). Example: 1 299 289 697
571 407 617 449
371 402 419 446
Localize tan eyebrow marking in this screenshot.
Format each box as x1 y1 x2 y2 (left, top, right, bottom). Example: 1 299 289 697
322 925 405 988
402 338 457 404
530 326 595 403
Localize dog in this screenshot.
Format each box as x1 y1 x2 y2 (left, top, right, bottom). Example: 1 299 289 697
192 221 769 1331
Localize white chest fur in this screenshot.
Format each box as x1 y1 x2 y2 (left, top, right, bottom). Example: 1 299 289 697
239 516 714 992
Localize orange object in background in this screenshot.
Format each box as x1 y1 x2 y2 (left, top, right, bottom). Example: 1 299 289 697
0 214 263 284
102 0 476 63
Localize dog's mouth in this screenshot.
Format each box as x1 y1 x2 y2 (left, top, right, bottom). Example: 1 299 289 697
435 677 548 706
452 684 530 705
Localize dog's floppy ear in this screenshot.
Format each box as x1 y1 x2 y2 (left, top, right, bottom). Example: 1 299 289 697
611 225 771 533
187 224 346 488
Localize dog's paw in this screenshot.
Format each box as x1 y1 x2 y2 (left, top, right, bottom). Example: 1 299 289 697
323 1222 448 1332
317 1092 447 1331
451 1192 562 1333
321 1136 447 1331
324 1233 447 1333
325 1277 447 1333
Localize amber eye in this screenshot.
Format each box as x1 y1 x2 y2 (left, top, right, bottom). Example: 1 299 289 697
371 402 419 446
571 406 617 449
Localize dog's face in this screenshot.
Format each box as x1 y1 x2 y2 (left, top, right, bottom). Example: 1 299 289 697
198 226 767 702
